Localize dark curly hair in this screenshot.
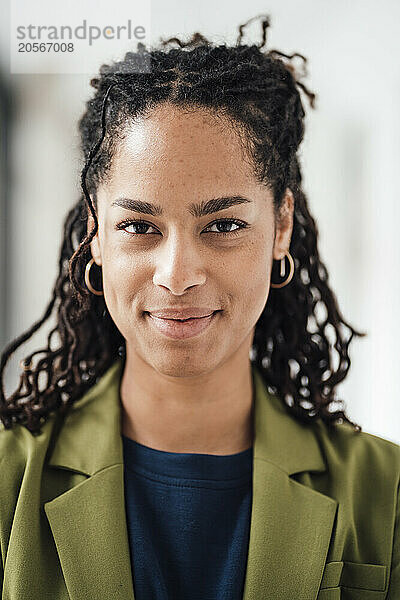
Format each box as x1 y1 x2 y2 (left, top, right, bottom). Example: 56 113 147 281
0 14 365 436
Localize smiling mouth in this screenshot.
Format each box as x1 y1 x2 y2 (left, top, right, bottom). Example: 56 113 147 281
144 311 217 321
144 311 219 339
161 315 213 321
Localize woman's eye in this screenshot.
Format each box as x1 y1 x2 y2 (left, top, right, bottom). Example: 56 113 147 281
117 220 158 235
204 219 247 235
116 218 249 237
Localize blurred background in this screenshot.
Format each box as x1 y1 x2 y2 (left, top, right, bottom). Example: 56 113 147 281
1 0 399 443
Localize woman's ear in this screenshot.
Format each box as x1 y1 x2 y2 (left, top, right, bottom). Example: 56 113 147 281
86 213 102 266
272 188 294 260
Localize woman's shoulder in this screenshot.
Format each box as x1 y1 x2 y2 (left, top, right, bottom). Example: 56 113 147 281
317 417 400 458
314 417 400 486
0 416 57 483
0 421 30 468
0 417 59 545
0 423 33 529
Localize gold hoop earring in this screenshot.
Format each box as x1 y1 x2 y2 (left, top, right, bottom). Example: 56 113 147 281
270 251 295 289
85 258 104 296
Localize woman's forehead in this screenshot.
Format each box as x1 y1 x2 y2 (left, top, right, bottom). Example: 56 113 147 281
108 104 255 182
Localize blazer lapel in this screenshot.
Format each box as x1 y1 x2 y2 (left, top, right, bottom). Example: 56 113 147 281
44 358 135 600
242 367 338 600
44 357 337 600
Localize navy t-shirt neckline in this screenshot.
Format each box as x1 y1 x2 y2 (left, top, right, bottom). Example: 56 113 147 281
122 433 253 484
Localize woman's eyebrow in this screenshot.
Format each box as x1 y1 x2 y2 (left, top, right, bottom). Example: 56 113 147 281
111 195 252 217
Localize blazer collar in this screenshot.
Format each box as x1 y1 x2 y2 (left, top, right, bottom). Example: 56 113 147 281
48 356 326 477
45 357 337 600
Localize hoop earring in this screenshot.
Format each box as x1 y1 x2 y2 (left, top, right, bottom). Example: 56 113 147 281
270 251 295 289
85 258 104 296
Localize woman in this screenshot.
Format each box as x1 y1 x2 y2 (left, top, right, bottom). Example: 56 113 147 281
0 14 399 600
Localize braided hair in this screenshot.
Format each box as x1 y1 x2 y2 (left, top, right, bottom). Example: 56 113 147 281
0 14 365 435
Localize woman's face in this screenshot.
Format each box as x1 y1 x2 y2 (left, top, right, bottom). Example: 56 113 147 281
88 103 293 377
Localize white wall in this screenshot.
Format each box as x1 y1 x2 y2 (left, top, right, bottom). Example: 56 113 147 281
1 0 399 442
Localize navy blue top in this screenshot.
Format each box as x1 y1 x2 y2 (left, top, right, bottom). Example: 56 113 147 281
122 434 253 600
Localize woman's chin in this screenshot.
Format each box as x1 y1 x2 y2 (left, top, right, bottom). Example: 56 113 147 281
148 358 216 379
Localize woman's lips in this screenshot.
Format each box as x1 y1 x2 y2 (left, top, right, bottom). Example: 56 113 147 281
145 311 219 339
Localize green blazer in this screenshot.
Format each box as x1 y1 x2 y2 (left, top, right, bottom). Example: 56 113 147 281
1 357 399 599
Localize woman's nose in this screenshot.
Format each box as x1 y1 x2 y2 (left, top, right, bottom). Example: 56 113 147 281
152 235 207 294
